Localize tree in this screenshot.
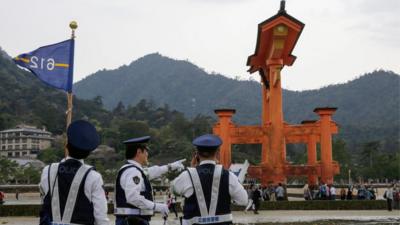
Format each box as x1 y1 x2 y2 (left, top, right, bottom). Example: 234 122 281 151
113 101 126 117
37 147 64 164
118 120 151 141
191 115 213 138
361 141 380 168
23 165 41 184
93 96 103 108
0 157 18 184
332 138 351 180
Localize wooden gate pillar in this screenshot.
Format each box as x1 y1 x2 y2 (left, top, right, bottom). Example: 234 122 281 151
261 76 270 164
314 107 337 184
267 61 286 184
307 133 318 185
214 109 236 169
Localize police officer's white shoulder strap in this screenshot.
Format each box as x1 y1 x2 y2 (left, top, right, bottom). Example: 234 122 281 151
187 167 208 216
209 165 222 216
62 164 93 223
49 163 61 222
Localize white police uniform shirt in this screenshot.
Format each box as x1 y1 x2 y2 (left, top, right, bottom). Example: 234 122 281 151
118 160 169 210
39 156 110 225
171 160 248 205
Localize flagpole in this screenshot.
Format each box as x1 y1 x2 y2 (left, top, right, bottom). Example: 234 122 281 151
65 21 77 157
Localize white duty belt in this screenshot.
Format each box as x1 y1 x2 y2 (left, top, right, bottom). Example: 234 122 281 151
184 165 232 225
48 163 92 225
114 207 153 216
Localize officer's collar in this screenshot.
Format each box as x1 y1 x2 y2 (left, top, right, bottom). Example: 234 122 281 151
199 160 216 165
63 156 84 164
127 159 143 169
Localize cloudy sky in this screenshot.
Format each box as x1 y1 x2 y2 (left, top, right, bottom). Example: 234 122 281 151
1 0 399 90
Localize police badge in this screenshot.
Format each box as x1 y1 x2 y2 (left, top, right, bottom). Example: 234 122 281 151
133 176 140 184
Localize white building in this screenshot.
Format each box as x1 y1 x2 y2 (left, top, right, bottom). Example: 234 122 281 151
0 124 53 158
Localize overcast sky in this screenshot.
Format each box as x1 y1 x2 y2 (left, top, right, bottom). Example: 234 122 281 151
1 0 399 90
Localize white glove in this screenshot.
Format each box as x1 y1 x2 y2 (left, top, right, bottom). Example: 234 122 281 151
154 203 169 216
168 159 186 171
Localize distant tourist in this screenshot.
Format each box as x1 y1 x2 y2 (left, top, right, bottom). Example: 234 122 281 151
365 186 374 200
340 187 346 200
167 193 178 219
393 186 400 209
303 184 312 200
244 185 255 213
15 189 19 200
319 182 328 200
310 185 319 200
262 186 270 201
329 185 336 200
276 183 285 201
268 184 276 201
104 190 109 202
347 185 353 200
357 184 367 200
0 191 4 204
383 184 394 211
370 187 377 200
252 185 261 214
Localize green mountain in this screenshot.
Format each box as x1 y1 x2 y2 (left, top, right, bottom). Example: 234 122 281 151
74 53 400 152
74 53 261 124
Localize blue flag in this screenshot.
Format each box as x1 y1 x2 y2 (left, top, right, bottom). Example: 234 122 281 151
13 39 74 92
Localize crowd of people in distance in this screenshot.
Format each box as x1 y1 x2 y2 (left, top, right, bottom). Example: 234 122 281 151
302 183 398 201
241 181 400 212
303 183 379 201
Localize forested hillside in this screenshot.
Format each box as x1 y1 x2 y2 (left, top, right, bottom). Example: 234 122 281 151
0 50 398 183
0 52 212 165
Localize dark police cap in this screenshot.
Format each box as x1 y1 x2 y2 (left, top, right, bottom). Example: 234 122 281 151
123 136 151 145
192 134 222 151
67 120 100 152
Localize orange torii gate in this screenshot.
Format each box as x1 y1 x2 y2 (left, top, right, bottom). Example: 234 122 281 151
213 1 340 185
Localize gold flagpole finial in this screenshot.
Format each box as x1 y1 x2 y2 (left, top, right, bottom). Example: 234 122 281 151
69 21 78 39
69 21 78 30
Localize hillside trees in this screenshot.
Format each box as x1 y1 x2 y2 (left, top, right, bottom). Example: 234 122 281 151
0 158 41 184
355 141 400 180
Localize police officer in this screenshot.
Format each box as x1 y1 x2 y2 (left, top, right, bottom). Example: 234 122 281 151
171 134 248 225
39 120 109 225
114 136 186 225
